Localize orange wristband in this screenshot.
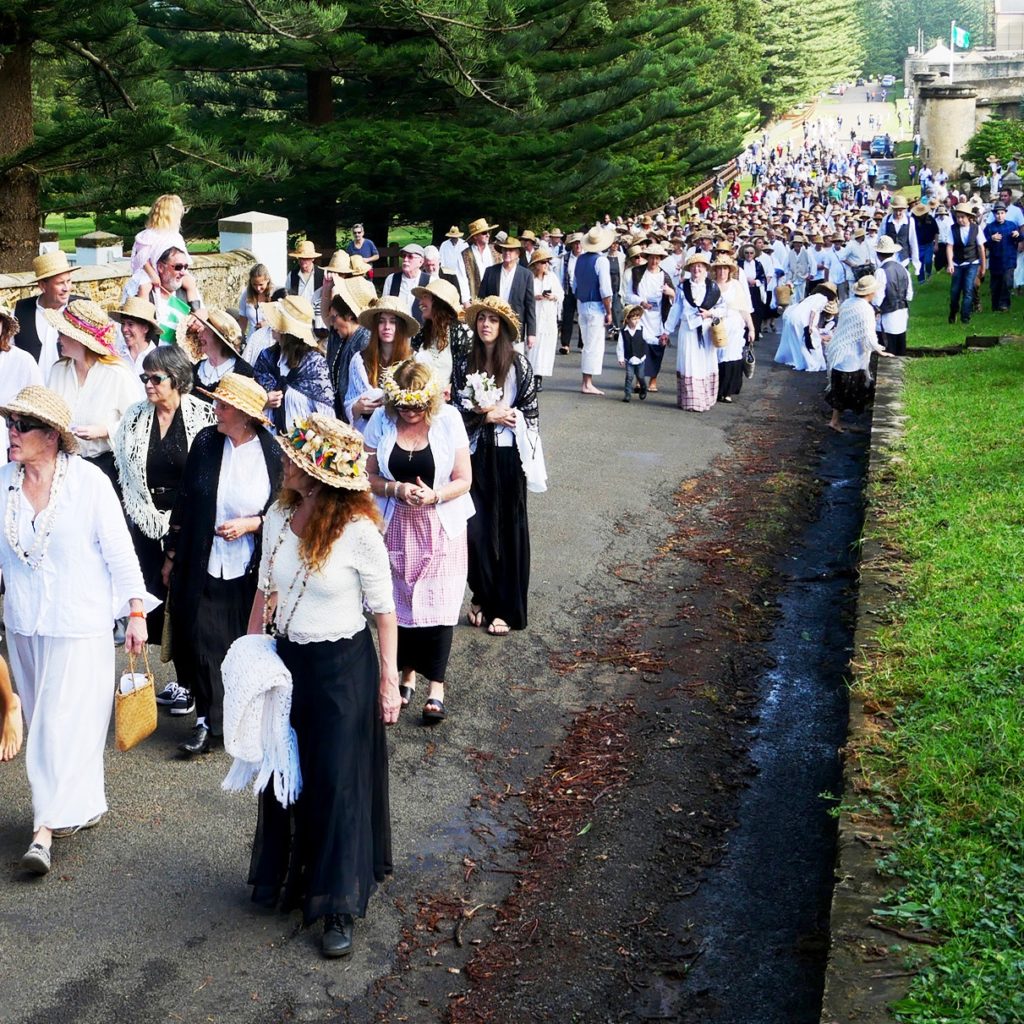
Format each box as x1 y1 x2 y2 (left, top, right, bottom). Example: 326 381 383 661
129 611 146 619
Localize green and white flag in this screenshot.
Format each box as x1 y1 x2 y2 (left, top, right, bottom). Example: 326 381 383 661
158 294 191 345
953 26 970 48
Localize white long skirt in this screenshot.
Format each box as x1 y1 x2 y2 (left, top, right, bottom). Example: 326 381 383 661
579 308 606 376
10 633 114 831
530 300 559 377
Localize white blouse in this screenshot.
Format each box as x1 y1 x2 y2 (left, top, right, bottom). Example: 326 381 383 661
0 348 44 467
208 436 271 579
47 359 143 459
196 356 237 388
0 457 155 637
260 505 395 643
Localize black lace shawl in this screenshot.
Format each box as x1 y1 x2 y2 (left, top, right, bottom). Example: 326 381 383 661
450 349 539 450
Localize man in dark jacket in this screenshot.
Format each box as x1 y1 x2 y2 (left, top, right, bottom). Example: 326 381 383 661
479 237 536 350
984 203 1019 312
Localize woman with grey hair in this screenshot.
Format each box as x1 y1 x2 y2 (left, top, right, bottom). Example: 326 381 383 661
114 345 215 713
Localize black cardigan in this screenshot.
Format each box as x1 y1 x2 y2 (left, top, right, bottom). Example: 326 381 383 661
165 425 281 645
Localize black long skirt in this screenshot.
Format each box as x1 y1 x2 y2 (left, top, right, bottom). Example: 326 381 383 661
129 524 168 642
467 445 530 630
717 359 744 399
827 369 874 414
398 624 454 682
248 628 393 924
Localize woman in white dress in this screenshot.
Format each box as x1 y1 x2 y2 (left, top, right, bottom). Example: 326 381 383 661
774 283 837 371
0 386 152 876
710 256 755 403
527 247 563 387
0 305 43 467
624 242 674 393
665 253 725 412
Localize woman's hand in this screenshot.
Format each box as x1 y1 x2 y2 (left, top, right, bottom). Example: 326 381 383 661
124 616 148 655
72 424 108 441
379 669 401 725
266 390 284 409
354 394 382 418
484 404 517 428
216 516 259 542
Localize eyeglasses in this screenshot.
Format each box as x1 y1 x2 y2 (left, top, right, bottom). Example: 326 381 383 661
5 417 47 433
139 373 170 385
161 262 188 272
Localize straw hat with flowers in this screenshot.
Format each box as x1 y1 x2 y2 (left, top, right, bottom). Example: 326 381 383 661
0 385 80 454
44 299 118 358
357 295 419 336
264 295 317 346
464 295 521 341
198 372 270 422
277 413 369 491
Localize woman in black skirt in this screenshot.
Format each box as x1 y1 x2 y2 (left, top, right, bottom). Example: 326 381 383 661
710 255 755 404
164 373 281 755
451 296 539 636
824 276 893 433
246 412 400 958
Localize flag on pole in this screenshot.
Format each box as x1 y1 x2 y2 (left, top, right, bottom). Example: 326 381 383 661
953 26 971 48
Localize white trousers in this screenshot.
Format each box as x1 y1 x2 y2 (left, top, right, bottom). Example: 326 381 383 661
579 308 607 376
11 632 114 831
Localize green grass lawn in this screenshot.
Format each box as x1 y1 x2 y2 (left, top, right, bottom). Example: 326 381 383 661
857 343 1024 1021
908 272 1024 350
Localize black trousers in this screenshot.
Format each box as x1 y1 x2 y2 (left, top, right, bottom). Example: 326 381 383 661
880 331 907 356
991 268 1013 311
559 293 577 348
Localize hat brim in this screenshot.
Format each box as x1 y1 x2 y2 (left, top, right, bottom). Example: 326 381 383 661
464 300 521 341
0 394 80 454
411 285 459 317
467 223 499 236
275 432 369 491
288 248 322 259
356 304 419 336
109 308 160 330
33 264 79 284
264 305 318 346
194 313 244 357
581 228 616 253
196 387 271 425
43 307 115 358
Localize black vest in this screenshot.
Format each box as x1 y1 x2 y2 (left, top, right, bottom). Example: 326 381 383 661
388 271 430 324
288 267 324 295
879 260 910 314
884 217 911 261
951 223 980 265
621 325 646 361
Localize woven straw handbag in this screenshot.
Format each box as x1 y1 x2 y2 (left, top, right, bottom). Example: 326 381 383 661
710 318 728 348
115 647 157 752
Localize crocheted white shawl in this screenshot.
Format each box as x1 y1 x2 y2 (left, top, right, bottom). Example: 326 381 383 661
221 633 302 806
112 395 215 540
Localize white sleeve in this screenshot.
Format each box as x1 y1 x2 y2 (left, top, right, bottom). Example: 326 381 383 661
350 519 395 615
344 354 370 428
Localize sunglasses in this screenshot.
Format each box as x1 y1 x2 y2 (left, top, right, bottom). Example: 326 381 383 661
162 262 188 272
139 373 170 385
6 417 48 433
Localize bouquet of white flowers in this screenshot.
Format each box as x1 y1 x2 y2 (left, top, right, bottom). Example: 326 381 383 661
459 372 502 411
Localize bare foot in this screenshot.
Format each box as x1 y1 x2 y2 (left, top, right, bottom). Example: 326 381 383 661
467 606 484 628
0 695 23 762
580 386 605 395
828 422 845 433
487 618 511 636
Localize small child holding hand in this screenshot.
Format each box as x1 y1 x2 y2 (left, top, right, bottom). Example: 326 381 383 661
617 304 648 402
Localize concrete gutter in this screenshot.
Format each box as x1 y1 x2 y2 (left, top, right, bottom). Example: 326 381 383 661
820 357 912 1023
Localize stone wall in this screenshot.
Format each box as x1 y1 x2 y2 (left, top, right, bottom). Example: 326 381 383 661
0 250 256 315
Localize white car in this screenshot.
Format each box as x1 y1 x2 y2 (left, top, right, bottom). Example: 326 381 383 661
881 74 896 87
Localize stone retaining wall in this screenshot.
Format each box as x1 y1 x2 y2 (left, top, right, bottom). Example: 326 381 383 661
0 250 255 315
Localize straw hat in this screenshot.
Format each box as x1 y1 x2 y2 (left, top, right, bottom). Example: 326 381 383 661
346 253 372 277
356 295 419 336
684 252 711 271
0 385 79 454
109 296 160 330
445 225 464 239
641 242 668 258
814 280 839 296
823 299 840 317
854 227 866 239
565 232 584 246
412 278 461 318
0 304 20 344
465 295 521 341
624 304 645 320
548 227 564 239
44 299 117 358
319 250 351 273
195 307 244 357
853 276 877 298
912 203 929 216
710 254 738 271
496 236 522 250
264 294 317 346
276 413 369 491
520 229 537 243
581 226 615 253
890 195 909 210
198 372 269 422
31 251 78 283
288 239 321 259
331 275 374 318
873 236 900 255
953 203 976 218
529 247 554 266
466 217 499 238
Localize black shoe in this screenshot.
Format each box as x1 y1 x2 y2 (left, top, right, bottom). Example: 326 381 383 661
622 396 631 403
639 388 648 401
322 913 354 958
179 724 212 756
948 314 957 324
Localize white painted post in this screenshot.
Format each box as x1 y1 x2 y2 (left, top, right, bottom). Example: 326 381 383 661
218 211 289 286
75 231 124 266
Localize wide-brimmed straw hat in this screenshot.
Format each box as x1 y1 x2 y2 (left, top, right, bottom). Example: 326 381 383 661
194 307 244 357
823 299 840 317
853 276 877 298
520 230 537 243
815 280 840 295
276 413 369 491
331 275 375 318
549 227 564 239
466 217 499 238
44 299 117 358
496 236 522 250
412 278 461 318
288 239 321 259
0 385 79 454
581 226 615 253
319 250 351 273
109 296 160 330
357 295 419 336
445 225 464 239
710 254 738 272
529 247 554 266
346 254 372 277
684 252 711 271
873 236 900 255
465 295 521 341
953 203 976 218
264 294 317 346
198 372 269 422
912 203 929 216
890 195 909 210
31 251 78 283
641 242 667 258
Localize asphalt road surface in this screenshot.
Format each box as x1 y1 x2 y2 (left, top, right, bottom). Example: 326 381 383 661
0 331 816 1023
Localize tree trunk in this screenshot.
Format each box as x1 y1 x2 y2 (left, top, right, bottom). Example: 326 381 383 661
304 70 338 257
0 39 39 273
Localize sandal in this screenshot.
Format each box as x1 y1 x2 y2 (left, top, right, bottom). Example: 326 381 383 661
398 684 416 708
487 618 511 636
467 606 484 628
422 698 446 723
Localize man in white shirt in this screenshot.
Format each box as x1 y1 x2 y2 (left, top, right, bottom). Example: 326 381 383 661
13 251 85 376
458 217 500 305
872 236 913 355
383 244 430 324
438 227 467 276
823 233 848 299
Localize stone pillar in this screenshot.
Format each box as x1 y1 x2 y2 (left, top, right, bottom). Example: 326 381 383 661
218 211 288 287
75 231 124 266
918 86 978 178
38 229 59 256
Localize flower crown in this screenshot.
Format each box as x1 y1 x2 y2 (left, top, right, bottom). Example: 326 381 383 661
285 419 366 479
381 365 440 409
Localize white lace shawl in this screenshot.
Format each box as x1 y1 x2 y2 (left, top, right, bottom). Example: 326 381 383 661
113 395 216 540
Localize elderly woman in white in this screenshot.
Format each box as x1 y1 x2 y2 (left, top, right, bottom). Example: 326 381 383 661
0 386 152 876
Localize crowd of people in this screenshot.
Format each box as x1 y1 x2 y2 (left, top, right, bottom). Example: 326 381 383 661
0 103 1009 955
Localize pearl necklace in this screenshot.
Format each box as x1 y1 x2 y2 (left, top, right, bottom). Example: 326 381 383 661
5 453 70 569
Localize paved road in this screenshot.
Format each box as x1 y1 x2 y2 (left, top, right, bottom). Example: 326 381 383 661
0 336 810 1022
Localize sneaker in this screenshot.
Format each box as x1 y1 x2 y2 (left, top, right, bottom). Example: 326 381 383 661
155 681 183 706
168 687 196 717
52 814 103 839
21 842 51 876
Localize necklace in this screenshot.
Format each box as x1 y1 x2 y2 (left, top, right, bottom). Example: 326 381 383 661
5 452 70 569
261 505 312 638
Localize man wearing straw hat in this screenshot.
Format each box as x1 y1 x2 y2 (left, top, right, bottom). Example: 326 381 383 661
871 236 913 355
457 217 500 304
286 240 324 306
479 237 537 352
573 226 615 395
438 225 467 278
13 252 87 376
944 203 986 325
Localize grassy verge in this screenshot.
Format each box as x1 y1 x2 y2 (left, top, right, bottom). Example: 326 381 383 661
855 343 1024 1020
908 273 1024 349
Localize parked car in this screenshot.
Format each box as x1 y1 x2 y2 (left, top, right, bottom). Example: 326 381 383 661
877 171 899 188
855 77 866 86
869 135 888 156
881 74 896 87
828 84 843 95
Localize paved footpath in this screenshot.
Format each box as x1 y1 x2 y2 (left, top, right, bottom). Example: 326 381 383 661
0 333 823 1023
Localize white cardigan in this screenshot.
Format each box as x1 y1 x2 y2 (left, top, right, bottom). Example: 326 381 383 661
363 404 474 538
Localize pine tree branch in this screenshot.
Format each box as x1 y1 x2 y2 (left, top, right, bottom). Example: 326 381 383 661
61 41 138 112
411 8 533 33
236 0 316 41
165 144 239 174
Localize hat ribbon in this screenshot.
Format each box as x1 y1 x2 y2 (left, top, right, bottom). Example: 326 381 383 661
64 309 116 354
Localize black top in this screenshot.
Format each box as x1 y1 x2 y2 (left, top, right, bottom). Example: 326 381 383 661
389 443 435 485
146 406 188 511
